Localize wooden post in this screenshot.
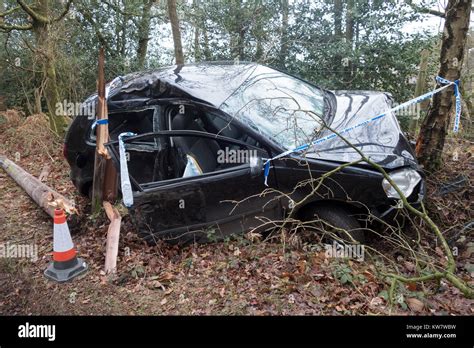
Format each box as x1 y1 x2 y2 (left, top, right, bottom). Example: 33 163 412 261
103 201 122 274
91 47 118 213
103 160 118 202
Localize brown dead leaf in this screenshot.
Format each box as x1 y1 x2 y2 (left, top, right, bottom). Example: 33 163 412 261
404 261 415 272
150 280 165 290
406 298 424 312
158 272 174 283
297 260 307 274
435 247 444 257
369 297 384 308
362 270 376 282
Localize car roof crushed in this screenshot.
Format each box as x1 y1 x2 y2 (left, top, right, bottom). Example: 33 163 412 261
83 62 260 112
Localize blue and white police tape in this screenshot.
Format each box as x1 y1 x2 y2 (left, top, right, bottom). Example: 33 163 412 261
118 132 137 207
436 76 461 133
263 76 462 186
90 118 108 132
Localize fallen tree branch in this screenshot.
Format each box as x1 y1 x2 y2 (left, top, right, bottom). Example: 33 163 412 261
318 125 474 299
232 94 473 302
0 155 77 217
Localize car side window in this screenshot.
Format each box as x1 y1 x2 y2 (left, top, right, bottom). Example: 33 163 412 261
116 133 265 187
89 107 159 143
167 105 260 148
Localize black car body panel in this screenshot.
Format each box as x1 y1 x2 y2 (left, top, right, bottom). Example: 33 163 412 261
311 90 417 169
65 62 424 243
104 130 281 243
107 63 257 108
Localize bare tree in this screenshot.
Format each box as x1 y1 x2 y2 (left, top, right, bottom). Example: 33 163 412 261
192 0 201 61
278 0 289 67
333 0 342 39
167 0 184 65
344 0 354 84
0 0 72 135
136 0 156 69
416 0 472 171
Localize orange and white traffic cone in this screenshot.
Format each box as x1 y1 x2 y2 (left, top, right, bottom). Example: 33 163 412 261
44 208 87 282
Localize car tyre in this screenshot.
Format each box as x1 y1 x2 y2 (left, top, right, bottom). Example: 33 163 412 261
302 204 365 244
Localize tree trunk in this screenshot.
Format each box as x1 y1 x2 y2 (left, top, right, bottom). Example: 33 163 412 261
114 3 122 57
192 0 201 61
416 0 472 171
0 0 4 26
278 0 289 67
237 23 245 60
410 49 429 132
203 25 211 60
167 0 184 65
1 0 70 134
230 34 237 58
344 0 354 85
120 0 130 58
255 18 263 62
334 0 342 39
345 0 354 44
136 0 154 69
33 0 67 135
193 26 200 61
230 0 245 60
333 0 343 86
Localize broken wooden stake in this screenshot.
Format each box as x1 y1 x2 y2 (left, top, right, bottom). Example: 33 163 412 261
91 47 118 214
0 155 77 218
103 201 121 274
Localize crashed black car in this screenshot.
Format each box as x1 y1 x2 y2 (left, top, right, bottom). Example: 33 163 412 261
64 62 424 244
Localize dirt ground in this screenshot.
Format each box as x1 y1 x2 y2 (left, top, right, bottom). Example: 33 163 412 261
0 110 473 315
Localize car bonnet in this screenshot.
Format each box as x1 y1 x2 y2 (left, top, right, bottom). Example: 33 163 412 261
306 90 417 169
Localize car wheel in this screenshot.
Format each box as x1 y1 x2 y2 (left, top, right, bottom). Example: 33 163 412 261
301 204 365 244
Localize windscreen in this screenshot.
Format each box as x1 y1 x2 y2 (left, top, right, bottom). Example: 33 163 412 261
220 66 327 150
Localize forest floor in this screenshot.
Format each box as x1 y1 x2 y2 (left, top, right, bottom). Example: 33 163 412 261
0 110 473 315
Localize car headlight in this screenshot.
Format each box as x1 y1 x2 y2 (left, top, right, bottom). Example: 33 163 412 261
382 168 422 199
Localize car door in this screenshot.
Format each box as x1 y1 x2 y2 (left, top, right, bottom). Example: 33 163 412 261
106 131 282 244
